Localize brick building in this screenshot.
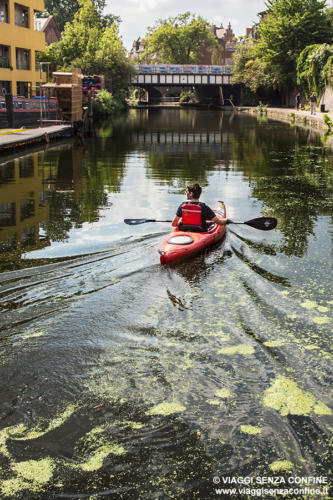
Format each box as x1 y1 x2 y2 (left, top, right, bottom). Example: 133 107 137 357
199 23 236 65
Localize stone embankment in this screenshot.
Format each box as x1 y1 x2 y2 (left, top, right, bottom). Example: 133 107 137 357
237 106 333 133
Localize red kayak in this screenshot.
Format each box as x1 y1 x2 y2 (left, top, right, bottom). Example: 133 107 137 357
159 202 227 265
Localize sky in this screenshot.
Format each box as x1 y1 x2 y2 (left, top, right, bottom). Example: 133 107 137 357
105 0 267 50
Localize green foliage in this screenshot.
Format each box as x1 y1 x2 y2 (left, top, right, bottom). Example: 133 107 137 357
141 12 218 64
234 0 333 93
232 39 270 92
297 44 333 98
43 0 120 32
131 88 146 100
256 0 333 90
179 90 192 104
92 89 124 115
40 0 133 105
257 101 268 114
323 113 333 131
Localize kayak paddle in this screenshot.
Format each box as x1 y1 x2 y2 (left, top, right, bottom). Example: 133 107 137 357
228 217 277 231
124 216 277 230
124 218 172 225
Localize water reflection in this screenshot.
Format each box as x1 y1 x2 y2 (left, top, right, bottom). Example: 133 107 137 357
1 110 332 272
0 155 50 271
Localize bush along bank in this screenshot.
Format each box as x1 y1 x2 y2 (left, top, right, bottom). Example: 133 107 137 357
92 90 127 115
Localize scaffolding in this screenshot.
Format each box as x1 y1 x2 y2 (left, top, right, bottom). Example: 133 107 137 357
42 68 83 123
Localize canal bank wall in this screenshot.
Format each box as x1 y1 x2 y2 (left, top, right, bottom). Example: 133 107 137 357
237 106 333 133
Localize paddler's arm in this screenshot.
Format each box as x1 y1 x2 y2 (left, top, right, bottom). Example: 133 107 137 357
210 216 229 226
172 215 181 227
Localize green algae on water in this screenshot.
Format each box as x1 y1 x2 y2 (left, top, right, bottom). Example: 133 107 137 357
207 399 221 406
7 404 76 441
0 459 54 497
13 458 54 483
123 421 144 429
240 425 262 435
75 444 125 472
217 344 254 355
269 460 293 472
263 376 332 416
1 478 32 497
263 340 285 347
215 389 231 398
146 402 186 416
22 331 46 340
301 300 317 309
317 306 329 312
313 316 330 325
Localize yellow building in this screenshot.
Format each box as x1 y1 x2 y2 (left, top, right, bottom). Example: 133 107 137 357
0 0 45 97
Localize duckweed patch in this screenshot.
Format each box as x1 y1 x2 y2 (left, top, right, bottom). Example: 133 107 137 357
217 344 254 355
75 444 126 472
207 399 221 406
1 478 32 497
146 402 186 416
22 331 47 340
124 421 144 429
301 300 317 309
263 340 285 347
13 458 54 483
7 404 76 441
215 389 231 398
317 306 329 312
313 316 330 325
263 376 331 416
240 425 262 435
269 460 293 472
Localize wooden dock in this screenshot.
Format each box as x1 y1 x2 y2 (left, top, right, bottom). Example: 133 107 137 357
0 125 72 153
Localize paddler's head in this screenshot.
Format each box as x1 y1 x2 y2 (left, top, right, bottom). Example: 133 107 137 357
186 183 202 201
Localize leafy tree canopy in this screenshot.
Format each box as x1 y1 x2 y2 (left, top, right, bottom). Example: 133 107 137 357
232 38 270 92
140 12 218 64
43 0 120 32
297 44 333 98
256 0 333 90
40 0 133 103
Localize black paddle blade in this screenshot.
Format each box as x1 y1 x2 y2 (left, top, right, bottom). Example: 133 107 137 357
244 217 277 230
124 218 156 225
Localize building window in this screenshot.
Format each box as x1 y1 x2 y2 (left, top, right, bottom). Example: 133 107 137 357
0 0 8 23
20 199 35 221
14 3 29 27
16 48 30 70
0 162 14 183
0 80 11 95
19 158 34 178
0 44 10 68
0 202 16 227
16 81 31 97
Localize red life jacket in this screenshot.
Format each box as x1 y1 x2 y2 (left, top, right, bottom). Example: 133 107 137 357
180 202 204 229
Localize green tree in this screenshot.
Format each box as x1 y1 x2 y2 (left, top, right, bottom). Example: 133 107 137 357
297 44 333 98
256 0 333 90
232 38 269 92
40 0 133 104
43 0 119 32
141 12 218 64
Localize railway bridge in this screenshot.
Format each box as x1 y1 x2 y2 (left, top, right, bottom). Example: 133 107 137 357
131 65 235 105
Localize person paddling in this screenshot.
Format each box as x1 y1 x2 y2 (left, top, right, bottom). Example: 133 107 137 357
172 183 229 232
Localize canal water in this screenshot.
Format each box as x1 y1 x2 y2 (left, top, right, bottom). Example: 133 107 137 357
0 110 332 499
